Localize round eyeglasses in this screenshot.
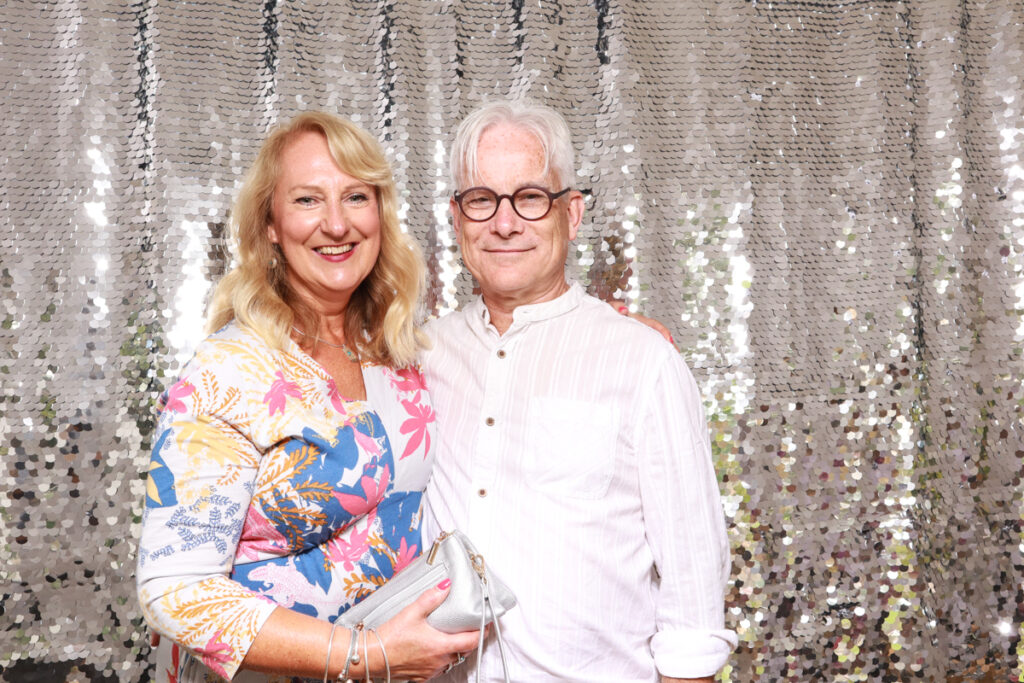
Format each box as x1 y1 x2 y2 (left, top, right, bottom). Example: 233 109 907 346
454 186 571 222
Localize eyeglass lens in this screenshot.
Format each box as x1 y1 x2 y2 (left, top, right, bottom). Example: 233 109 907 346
459 187 558 221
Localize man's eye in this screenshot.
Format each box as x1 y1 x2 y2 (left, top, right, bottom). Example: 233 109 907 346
517 191 546 204
467 196 493 207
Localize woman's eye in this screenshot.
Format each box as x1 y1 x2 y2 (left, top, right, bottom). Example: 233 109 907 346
348 193 369 204
296 196 316 206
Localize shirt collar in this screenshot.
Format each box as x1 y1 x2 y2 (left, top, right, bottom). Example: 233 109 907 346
470 281 584 333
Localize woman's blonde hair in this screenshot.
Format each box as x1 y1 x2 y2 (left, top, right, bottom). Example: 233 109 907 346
207 111 425 368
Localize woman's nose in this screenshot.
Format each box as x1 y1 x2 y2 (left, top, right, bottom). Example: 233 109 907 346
323 201 348 236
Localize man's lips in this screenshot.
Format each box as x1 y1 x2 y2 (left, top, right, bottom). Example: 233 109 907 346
483 246 533 254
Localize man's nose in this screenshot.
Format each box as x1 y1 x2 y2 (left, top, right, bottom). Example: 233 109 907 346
491 196 522 237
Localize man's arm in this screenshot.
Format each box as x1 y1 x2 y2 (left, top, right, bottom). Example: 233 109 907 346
636 349 737 679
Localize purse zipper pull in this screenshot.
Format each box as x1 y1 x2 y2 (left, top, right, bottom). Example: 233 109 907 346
426 531 450 565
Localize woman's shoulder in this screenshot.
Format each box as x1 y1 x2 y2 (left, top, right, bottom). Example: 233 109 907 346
201 319 270 350
157 323 310 417
172 322 294 392
189 321 283 367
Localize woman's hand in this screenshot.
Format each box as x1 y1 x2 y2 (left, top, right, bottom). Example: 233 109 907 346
238 581 479 681
613 303 674 343
372 580 483 682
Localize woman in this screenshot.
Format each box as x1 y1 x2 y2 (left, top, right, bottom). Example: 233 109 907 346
136 112 479 682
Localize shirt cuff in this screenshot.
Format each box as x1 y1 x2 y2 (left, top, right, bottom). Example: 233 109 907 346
651 628 739 678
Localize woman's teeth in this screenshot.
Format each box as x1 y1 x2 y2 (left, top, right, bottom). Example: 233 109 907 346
316 244 354 255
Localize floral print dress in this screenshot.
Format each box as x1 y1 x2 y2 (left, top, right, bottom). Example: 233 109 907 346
136 322 436 682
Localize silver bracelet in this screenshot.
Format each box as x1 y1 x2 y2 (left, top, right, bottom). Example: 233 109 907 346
323 620 340 683
362 624 371 683
369 628 390 683
339 623 361 682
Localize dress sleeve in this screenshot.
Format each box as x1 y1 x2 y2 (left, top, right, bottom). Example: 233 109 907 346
135 355 278 680
636 351 738 678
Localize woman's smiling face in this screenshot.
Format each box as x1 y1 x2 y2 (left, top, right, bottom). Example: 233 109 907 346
267 130 381 314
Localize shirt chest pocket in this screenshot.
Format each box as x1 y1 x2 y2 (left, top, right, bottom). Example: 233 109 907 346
523 397 619 499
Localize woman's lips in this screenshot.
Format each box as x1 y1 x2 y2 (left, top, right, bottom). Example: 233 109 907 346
314 243 355 260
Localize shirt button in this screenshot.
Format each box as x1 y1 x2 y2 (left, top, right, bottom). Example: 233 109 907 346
478 488 487 497
496 349 506 359
485 417 495 426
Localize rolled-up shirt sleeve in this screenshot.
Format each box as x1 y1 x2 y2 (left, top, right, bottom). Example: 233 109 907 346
636 351 737 678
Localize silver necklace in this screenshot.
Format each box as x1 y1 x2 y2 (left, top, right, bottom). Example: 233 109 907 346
291 326 358 361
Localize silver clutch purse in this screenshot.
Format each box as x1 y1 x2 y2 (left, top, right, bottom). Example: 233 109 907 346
338 530 517 633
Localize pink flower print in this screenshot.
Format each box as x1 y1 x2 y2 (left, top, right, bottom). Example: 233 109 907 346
392 366 427 394
399 399 435 459
248 560 325 608
325 510 377 571
200 629 234 678
394 537 418 573
264 371 302 416
235 507 290 561
332 465 391 516
163 379 195 414
353 428 383 457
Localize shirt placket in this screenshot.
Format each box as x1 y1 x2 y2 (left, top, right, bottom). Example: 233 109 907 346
467 327 518 550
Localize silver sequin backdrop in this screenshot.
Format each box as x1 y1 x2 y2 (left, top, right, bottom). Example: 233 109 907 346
1 1 1022 681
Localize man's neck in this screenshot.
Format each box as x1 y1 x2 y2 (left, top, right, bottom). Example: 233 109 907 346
481 280 570 335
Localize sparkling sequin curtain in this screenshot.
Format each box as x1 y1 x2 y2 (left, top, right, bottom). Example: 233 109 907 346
1 1 1021 680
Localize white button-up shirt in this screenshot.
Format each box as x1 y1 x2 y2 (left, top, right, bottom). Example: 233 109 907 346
422 283 736 682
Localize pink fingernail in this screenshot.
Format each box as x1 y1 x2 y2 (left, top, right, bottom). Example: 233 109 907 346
436 579 451 590
617 306 628 314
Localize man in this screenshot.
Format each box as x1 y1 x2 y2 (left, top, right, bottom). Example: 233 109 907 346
421 100 736 682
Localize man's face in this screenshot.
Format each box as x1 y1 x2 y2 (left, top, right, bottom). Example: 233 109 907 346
451 123 583 309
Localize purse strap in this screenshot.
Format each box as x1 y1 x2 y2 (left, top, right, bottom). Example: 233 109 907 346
472 553 511 683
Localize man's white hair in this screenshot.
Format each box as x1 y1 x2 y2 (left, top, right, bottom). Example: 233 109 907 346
449 99 576 190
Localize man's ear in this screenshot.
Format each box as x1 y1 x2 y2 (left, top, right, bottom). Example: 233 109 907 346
565 190 585 241
450 196 463 243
